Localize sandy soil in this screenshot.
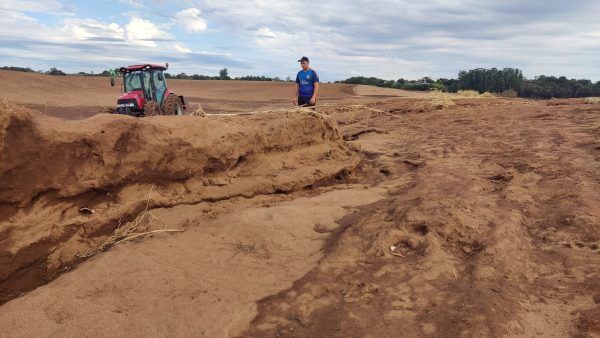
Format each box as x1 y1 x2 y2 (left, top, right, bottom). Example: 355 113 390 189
1 72 600 337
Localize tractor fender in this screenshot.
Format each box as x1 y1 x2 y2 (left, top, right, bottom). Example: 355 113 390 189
163 89 174 103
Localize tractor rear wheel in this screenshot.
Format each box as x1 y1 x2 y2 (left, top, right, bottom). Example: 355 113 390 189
144 100 160 116
163 94 183 116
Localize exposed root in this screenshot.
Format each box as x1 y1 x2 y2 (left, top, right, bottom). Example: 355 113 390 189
113 228 184 245
319 102 400 121
81 185 183 258
197 106 332 119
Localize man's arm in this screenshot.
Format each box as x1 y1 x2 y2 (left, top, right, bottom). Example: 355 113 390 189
292 83 299 105
310 71 319 104
292 74 299 105
310 83 319 104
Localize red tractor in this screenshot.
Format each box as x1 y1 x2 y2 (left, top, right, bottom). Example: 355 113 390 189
110 63 186 116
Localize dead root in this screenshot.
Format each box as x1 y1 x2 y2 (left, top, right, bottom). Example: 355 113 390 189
191 102 335 119
81 184 183 258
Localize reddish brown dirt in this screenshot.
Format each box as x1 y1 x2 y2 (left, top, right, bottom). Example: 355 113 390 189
241 99 600 337
1 72 600 337
0 100 359 305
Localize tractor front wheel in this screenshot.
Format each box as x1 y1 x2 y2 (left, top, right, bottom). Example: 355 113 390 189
144 100 160 116
163 95 183 116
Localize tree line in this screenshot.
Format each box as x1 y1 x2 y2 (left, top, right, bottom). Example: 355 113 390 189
340 68 600 99
1 66 35 73
4 65 600 98
164 68 291 82
2 66 288 82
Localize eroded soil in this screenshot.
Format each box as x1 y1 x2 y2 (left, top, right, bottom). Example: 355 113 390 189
1 75 599 337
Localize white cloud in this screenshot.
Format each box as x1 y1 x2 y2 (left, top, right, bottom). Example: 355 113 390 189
0 0 72 15
119 0 144 9
253 27 286 48
174 8 207 33
125 17 173 47
172 42 191 53
62 18 125 41
0 8 38 24
255 27 276 39
59 16 173 48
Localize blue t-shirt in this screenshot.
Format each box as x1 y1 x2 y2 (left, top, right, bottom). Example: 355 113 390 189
296 69 319 97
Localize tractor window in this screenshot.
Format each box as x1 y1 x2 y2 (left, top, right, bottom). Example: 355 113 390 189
124 71 152 99
124 72 143 92
153 71 166 90
142 72 152 99
153 70 167 104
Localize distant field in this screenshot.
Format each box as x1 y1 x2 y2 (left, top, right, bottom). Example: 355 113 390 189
0 70 428 118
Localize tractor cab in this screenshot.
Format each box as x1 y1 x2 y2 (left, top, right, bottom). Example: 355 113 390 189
111 63 186 116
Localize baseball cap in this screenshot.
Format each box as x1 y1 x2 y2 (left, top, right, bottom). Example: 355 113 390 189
298 56 309 63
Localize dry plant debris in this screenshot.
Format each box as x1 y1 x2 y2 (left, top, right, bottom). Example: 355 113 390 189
81 185 183 258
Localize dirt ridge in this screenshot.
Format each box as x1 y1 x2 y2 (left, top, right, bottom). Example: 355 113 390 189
0 103 360 304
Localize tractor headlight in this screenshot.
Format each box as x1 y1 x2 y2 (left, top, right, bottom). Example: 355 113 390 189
117 103 135 107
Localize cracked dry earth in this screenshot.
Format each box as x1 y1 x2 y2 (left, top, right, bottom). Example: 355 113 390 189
1 97 600 337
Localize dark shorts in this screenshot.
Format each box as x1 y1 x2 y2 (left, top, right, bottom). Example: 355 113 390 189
298 95 315 106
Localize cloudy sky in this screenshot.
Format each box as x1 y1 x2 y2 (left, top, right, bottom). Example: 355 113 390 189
1 0 599 81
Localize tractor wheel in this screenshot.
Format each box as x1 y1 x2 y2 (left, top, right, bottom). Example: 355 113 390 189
163 94 183 116
144 100 160 116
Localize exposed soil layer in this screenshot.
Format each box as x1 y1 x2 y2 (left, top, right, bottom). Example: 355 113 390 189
0 101 359 304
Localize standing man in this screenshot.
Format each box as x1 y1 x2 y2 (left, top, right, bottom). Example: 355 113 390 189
293 56 319 106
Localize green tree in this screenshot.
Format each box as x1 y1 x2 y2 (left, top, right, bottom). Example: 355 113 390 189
219 68 230 80
46 67 66 76
1 66 34 72
457 68 523 93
